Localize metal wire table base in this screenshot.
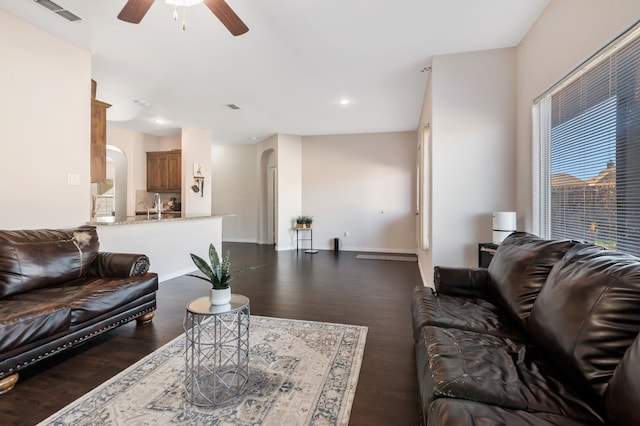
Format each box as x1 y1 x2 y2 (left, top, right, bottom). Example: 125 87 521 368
183 295 250 407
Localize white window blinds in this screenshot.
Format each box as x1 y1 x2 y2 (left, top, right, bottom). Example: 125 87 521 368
533 22 640 255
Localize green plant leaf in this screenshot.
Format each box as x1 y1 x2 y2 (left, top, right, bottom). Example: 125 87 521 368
222 250 231 279
190 253 214 282
190 243 267 289
208 243 223 286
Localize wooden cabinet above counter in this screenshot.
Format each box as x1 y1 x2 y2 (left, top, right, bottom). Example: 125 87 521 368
91 80 111 183
147 150 181 192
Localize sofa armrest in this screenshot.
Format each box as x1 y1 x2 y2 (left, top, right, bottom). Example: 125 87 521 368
434 266 492 299
87 252 150 278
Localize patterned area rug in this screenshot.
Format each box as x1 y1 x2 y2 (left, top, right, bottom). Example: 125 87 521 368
38 316 367 426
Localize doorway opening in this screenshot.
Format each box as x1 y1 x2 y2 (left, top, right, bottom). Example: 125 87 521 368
92 145 127 219
259 148 276 246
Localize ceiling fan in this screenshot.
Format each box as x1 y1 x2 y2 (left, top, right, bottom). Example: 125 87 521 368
117 0 249 36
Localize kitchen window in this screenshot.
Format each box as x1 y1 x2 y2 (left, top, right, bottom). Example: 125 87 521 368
533 21 640 255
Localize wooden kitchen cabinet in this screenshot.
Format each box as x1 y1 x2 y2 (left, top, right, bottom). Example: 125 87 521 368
90 80 111 183
147 150 182 192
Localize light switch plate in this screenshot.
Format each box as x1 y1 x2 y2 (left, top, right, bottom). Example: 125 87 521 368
67 174 80 186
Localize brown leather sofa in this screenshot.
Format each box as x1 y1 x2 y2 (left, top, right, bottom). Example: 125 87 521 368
412 232 640 425
0 225 158 394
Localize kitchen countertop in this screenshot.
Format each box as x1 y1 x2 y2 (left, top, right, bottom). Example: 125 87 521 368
134 210 181 216
87 214 222 226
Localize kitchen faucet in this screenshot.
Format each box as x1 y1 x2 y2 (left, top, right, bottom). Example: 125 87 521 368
153 193 162 219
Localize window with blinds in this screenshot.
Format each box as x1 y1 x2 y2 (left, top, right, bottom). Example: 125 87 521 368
533 22 640 256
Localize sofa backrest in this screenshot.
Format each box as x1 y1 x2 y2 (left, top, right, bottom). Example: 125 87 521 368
488 232 578 329
0 225 99 298
528 244 640 398
605 331 640 424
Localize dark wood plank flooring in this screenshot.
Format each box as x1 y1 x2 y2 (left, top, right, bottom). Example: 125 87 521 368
0 243 422 425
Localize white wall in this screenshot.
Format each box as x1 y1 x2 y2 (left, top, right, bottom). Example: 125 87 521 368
516 0 640 232
276 134 302 250
302 132 416 252
256 136 278 245
215 131 417 252
0 11 91 229
211 144 259 242
417 73 434 285
98 216 222 282
181 128 212 216
107 127 150 216
428 48 517 269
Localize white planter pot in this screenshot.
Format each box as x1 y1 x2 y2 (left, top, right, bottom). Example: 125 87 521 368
209 287 231 305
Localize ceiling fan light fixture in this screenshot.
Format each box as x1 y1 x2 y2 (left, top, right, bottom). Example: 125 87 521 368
118 0 248 36
165 0 203 30
165 0 203 6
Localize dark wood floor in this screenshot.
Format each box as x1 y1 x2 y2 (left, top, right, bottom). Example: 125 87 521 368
0 243 423 425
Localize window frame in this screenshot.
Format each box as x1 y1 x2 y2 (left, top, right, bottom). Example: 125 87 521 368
533 21 640 245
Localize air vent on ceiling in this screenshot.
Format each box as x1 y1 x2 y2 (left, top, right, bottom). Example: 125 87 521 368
226 104 241 110
34 0 61 11
34 0 82 22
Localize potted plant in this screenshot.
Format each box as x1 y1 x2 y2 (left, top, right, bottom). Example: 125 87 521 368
189 244 265 305
303 216 313 228
296 216 305 229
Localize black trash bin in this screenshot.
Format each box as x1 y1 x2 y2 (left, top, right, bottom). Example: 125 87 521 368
334 238 341 252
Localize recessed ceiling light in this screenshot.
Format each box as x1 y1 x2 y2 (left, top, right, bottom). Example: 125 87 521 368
152 118 168 125
338 98 351 106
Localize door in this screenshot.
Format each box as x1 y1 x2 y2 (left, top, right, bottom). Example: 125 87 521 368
267 166 277 245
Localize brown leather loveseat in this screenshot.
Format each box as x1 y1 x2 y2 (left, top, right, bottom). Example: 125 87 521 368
0 225 158 394
412 232 640 425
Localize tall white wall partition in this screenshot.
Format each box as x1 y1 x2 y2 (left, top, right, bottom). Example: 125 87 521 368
425 48 517 271
0 11 91 229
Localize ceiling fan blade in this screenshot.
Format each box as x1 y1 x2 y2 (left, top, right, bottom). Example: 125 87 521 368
203 0 249 36
118 0 155 24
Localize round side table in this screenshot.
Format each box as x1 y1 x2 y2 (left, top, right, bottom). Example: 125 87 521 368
183 294 250 407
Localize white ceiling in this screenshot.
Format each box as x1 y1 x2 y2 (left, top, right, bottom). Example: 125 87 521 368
0 0 549 144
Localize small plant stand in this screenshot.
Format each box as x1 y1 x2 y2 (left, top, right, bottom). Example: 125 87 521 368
295 227 313 251
183 295 250 407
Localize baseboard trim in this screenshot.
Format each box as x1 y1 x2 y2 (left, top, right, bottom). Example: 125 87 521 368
219 240 417 255
223 238 259 244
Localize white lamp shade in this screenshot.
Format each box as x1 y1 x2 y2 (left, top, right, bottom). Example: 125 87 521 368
492 211 516 244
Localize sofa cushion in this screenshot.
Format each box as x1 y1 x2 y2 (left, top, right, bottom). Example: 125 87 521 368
488 232 577 328
0 300 70 353
427 398 603 426
415 326 603 423
433 266 492 299
605 332 640 425
8 274 158 325
0 226 99 298
411 286 525 342
528 245 640 398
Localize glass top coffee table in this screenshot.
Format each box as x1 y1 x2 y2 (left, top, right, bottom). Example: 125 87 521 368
183 294 250 407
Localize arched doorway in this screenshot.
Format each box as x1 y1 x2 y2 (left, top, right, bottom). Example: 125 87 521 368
259 148 276 245
107 145 127 218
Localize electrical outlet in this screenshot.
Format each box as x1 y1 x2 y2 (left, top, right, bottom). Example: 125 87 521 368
67 174 80 186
